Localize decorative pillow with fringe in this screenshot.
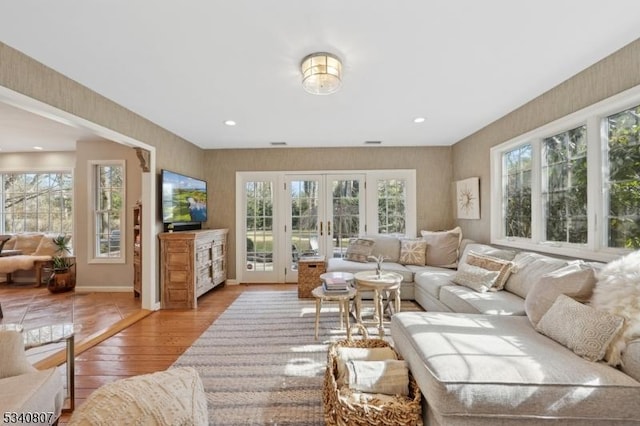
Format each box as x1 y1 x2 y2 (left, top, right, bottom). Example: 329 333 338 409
589 249 640 366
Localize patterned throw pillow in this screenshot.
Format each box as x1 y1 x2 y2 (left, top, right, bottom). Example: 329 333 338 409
465 251 513 291
399 239 427 266
344 238 375 263
536 294 624 362
452 262 500 292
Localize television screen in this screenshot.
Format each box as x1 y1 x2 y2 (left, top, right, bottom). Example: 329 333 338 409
161 170 208 223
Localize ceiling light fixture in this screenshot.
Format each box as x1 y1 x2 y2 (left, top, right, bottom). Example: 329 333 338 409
413 117 426 123
224 120 236 126
300 52 342 95
33 146 43 150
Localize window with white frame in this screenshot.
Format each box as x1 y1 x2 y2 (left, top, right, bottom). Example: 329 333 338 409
92 161 125 261
0 171 72 234
491 86 640 261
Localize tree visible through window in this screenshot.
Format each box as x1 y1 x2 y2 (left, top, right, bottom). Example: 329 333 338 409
543 126 588 244
94 163 124 258
377 179 406 234
503 145 532 238
606 105 640 249
1 172 72 234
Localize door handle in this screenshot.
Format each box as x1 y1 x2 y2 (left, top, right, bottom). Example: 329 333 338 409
320 221 323 236
328 221 331 236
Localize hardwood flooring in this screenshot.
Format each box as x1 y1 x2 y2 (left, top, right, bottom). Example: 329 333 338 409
0 282 296 424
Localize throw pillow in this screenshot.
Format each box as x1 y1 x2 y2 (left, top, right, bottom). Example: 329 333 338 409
452 262 500 293
14 233 44 255
465 251 513 290
33 234 65 257
0 330 37 379
536 294 624 362
344 238 375 263
2 235 16 251
67 367 208 426
524 262 597 327
345 359 409 396
420 226 462 268
398 238 427 266
589 249 640 366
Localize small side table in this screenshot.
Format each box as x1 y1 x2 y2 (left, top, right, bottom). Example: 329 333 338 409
354 271 403 338
312 285 357 340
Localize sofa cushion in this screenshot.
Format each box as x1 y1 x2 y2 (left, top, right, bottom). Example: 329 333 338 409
68 367 207 426
622 339 640 382
525 262 597 326
344 238 375 263
504 252 567 299
391 312 640 424
459 242 517 266
368 235 401 263
0 368 64 423
536 294 624 362
413 267 457 299
0 330 37 379
452 263 499 293
439 285 526 315
420 227 462 268
398 238 427 266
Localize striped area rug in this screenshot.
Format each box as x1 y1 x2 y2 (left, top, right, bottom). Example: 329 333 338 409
172 290 422 425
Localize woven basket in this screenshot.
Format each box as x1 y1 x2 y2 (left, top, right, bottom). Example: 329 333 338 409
323 339 422 426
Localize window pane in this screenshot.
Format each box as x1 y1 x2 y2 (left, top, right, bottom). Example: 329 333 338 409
606 105 640 249
503 145 532 238
542 125 587 244
95 164 124 258
245 181 274 272
377 179 406 234
0 171 73 236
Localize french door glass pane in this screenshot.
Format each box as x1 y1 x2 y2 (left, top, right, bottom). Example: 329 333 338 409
331 179 360 258
290 179 319 270
245 181 274 272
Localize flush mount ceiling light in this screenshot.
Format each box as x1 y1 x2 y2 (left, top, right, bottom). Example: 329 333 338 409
300 52 342 95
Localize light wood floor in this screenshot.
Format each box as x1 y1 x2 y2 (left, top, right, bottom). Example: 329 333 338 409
1 282 296 424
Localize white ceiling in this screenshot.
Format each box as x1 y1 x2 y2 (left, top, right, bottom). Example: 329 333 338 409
1 1 640 152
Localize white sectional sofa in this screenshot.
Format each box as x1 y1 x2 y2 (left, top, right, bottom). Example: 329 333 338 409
328 233 640 424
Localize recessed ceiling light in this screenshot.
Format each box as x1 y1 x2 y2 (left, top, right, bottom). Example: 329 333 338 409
33 146 43 150
413 117 426 123
223 120 236 126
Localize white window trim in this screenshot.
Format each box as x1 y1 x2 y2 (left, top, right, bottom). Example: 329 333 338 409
491 84 640 262
88 160 126 264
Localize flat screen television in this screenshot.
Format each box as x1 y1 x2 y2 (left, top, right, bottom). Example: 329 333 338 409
161 169 208 228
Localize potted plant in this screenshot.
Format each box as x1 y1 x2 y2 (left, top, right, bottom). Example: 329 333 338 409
48 235 75 293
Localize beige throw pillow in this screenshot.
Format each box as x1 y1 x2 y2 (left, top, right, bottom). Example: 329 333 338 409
452 262 499 293
14 233 44 255
525 262 597 327
465 251 513 290
398 238 427 266
536 294 624 362
344 238 375 263
0 330 37 379
420 226 462 268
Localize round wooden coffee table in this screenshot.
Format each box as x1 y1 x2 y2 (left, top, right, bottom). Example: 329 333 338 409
353 271 403 338
312 285 357 340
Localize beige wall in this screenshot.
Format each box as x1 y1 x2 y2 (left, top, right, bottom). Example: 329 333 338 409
205 146 453 279
74 140 142 288
452 37 640 243
0 152 75 169
0 41 206 292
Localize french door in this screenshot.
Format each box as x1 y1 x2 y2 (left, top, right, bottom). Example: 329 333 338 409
236 170 415 284
285 174 365 282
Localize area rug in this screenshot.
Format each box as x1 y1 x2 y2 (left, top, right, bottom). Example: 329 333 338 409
172 290 422 425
